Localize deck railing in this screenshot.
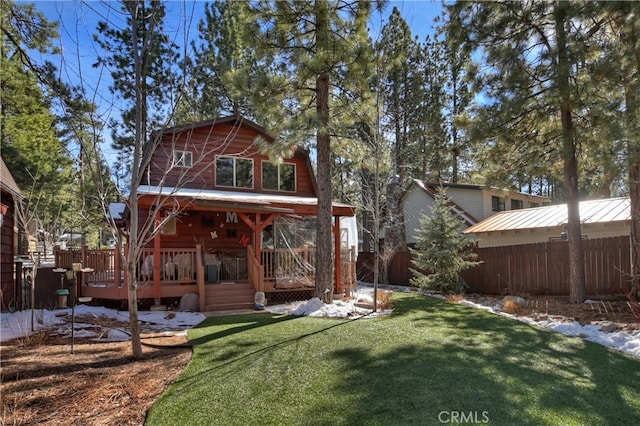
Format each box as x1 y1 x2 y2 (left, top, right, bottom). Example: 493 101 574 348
55 246 200 293
137 248 198 284
55 244 357 299
259 246 357 291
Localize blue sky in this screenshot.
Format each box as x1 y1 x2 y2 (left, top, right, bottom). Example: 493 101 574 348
29 0 443 163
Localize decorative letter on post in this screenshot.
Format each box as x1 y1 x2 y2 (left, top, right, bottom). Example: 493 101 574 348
226 212 238 223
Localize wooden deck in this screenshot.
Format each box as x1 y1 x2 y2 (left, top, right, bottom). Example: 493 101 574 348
54 244 357 311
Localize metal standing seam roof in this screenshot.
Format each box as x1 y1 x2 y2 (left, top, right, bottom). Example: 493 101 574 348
463 197 630 234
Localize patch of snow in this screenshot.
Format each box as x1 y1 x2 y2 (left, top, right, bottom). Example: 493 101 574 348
266 285 393 318
458 298 640 358
3 286 639 359
0 303 206 343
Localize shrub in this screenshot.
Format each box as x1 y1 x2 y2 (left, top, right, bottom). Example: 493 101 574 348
409 188 482 294
503 300 524 315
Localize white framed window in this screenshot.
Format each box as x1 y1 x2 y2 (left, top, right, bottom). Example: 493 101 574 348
262 161 296 192
215 156 253 188
174 150 193 168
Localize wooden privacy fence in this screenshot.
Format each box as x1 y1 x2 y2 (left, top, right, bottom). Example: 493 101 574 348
357 236 632 296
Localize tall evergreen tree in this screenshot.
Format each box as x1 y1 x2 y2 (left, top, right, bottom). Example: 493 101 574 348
177 0 256 123
416 35 449 182
445 1 609 303
0 0 75 248
599 2 640 294
438 10 474 183
239 0 379 303
378 7 416 184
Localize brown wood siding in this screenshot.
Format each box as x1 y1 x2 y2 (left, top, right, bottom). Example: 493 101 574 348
357 236 631 296
137 208 254 256
1 194 15 309
146 123 316 197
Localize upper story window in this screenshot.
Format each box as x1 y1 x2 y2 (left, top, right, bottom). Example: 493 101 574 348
511 199 524 210
216 156 253 188
174 150 192 168
262 161 296 192
491 196 505 212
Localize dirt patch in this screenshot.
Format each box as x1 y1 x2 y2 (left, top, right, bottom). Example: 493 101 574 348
1 318 192 426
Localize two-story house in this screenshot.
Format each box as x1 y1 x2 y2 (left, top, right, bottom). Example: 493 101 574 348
402 179 551 246
77 116 357 311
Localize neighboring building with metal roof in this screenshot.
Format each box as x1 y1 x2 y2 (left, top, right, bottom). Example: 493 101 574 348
463 197 631 247
402 179 551 245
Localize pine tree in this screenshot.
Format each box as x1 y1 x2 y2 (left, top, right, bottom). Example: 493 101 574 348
177 0 256 123
438 10 474 183
444 1 609 302
239 0 378 303
0 0 77 247
409 189 480 293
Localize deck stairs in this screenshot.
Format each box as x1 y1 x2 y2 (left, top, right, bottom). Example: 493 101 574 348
204 281 255 311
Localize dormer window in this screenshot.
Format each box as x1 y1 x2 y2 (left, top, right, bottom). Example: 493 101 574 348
216 156 253 188
262 161 296 192
174 150 192 168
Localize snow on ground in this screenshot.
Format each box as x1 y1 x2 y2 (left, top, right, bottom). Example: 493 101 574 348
459 299 640 358
0 304 206 343
265 285 397 318
2 284 640 358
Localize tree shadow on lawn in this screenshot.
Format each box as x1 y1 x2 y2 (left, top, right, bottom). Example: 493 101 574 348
310 295 640 425
149 294 640 425
185 311 360 368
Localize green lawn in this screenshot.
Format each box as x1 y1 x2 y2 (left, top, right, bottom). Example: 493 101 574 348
146 293 640 425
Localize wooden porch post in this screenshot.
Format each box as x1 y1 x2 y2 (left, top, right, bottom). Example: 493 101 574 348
238 213 277 261
254 214 262 265
153 226 161 306
196 244 206 312
114 242 121 287
334 216 341 295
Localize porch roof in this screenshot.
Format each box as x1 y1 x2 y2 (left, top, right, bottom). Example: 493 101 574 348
137 185 355 216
